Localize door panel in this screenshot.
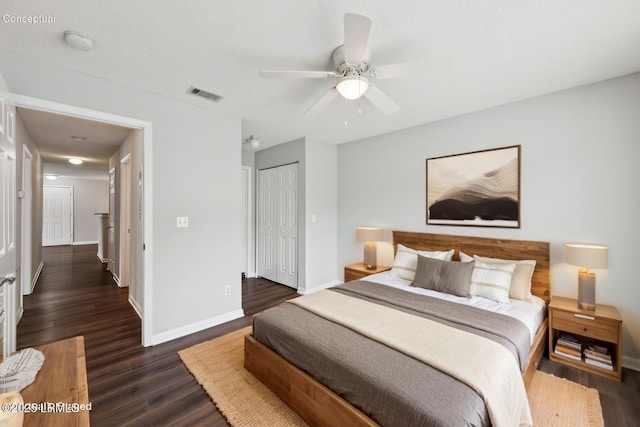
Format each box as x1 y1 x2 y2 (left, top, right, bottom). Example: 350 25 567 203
42 186 72 246
0 76 17 357
257 168 276 281
257 163 298 288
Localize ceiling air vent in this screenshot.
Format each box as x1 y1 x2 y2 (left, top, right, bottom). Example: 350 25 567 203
186 86 224 102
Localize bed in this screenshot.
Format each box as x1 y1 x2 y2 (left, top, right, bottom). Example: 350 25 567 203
245 231 550 426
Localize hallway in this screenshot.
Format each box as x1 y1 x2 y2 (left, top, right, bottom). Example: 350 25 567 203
17 244 297 426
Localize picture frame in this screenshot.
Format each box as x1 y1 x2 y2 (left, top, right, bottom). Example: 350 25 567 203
426 145 521 228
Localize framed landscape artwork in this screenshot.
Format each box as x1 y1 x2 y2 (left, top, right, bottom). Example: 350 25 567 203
426 145 521 228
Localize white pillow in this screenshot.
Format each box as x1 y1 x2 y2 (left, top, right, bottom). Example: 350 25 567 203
469 260 516 304
391 244 455 281
473 254 536 301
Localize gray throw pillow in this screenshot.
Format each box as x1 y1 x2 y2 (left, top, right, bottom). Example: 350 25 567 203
411 255 474 297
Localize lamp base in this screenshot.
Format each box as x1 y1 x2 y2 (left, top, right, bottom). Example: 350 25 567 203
363 242 377 270
577 269 596 311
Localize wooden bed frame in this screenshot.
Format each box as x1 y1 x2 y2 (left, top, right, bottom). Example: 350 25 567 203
245 231 550 427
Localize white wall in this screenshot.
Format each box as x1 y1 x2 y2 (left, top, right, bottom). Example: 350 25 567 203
338 73 640 364
0 50 242 342
14 111 43 295
255 137 339 293
305 138 338 292
44 176 109 244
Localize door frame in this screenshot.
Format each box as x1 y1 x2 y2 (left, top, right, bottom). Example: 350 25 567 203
119 154 131 287
13 94 154 346
241 166 253 278
20 144 33 304
42 185 74 246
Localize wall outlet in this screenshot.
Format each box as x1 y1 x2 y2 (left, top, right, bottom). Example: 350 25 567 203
225 285 231 296
177 217 189 228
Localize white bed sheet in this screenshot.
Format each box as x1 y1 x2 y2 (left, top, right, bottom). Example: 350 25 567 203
361 270 546 345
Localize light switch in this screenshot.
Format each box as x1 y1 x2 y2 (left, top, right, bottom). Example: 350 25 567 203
311 214 317 223
177 217 189 228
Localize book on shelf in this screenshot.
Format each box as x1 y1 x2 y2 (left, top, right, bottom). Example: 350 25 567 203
555 344 581 357
584 349 612 364
588 343 609 354
557 335 582 351
584 357 614 370
554 348 581 361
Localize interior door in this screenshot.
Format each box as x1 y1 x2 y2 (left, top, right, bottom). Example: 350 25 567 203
257 163 298 288
42 186 72 246
276 164 297 287
0 75 17 357
107 167 116 273
257 168 277 281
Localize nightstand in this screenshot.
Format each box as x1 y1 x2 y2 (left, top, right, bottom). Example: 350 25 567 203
344 263 391 283
548 296 622 381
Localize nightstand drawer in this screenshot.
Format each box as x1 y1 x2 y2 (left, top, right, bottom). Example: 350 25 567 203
553 310 619 343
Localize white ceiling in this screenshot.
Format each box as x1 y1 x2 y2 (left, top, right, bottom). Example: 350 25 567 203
17 107 132 179
1 0 639 150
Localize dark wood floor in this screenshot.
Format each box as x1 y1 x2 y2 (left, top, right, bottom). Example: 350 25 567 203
17 244 297 426
18 244 640 426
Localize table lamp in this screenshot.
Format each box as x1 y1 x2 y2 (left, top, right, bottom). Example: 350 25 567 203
356 227 383 270
565 243 608 311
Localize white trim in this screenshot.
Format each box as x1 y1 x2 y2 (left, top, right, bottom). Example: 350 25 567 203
30 260 44 294
72 240 98 246
241 166 253 278
13 93 154 347
297 280 342 295
150 309 245 346
20 144 33 308
623 355 640 372
128 295 142 320
111 273 121 287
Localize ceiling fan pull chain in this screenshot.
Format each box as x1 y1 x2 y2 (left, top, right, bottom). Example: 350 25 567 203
344 99 348 126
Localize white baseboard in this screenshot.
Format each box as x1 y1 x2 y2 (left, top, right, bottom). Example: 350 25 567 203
623 355 640 372
150 309 245 346
298 280 342 295
26 260 45 295
97 253 110 264
111 273 121 287
129 295 142 320
72 241 98 246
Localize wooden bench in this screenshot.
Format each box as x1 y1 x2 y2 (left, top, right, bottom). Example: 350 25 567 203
21 336 90 426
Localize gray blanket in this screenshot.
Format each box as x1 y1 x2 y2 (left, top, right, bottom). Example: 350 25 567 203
253 281 532 427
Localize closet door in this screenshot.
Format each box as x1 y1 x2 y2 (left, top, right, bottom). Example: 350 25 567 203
257 164 298 288
257 168 277 281
276 163 297 288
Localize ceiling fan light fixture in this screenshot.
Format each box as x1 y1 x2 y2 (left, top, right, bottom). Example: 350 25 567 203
243 135 260 149
336 75 369 100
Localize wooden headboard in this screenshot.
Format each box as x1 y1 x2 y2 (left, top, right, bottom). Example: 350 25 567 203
393 231 550 304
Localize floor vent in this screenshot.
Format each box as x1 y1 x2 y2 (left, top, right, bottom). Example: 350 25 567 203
186 86 224 102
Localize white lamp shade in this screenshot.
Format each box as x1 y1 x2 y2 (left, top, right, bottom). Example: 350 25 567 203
336 76 369 100
565 244 608 269
356 227 383 242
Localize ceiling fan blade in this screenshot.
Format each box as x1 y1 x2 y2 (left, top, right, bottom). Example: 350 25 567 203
368 62 420 79
305 88 339 116
369 57 453 79
259 70 337 79
363 85 399 115
344 13 372 65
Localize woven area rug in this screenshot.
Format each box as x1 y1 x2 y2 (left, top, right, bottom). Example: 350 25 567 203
179 327 604 427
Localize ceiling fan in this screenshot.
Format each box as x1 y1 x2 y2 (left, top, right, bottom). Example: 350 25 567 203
260 13 413 116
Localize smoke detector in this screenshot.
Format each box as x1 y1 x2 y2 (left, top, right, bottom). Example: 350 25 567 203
64 31 94 51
